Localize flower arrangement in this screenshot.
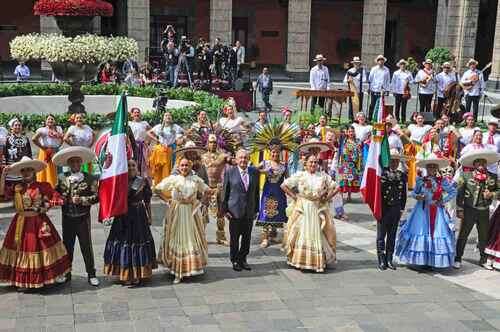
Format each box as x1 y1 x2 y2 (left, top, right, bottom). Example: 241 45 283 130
34 0 113 17
10 34 138 63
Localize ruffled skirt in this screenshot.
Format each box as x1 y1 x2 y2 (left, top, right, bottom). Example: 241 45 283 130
485 206 500 269
396 202 455 268
36 148 58 188
149 144 174 185
0 214 71 288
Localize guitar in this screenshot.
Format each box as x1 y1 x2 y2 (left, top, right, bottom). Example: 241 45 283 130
462 62 491 91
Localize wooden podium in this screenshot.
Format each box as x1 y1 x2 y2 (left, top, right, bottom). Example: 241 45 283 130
294 89 353 121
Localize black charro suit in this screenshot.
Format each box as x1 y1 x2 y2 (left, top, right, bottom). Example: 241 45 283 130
221 165 260 264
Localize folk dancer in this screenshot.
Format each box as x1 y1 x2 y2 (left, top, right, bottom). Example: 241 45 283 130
415 59 436 114
53 147 100 286
390 59 414 123
435 62 457 118
377 149 407 270
461 59 485 121
455 149 499 269
343 56 368 120
368 55 391 121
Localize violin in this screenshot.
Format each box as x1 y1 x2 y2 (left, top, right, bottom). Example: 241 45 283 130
403 78 411 100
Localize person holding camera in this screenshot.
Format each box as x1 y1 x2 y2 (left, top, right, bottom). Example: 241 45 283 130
163 41 179 87
213 38 225 79
176 36 193 87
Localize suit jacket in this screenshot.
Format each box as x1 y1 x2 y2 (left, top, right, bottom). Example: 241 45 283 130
256 74 273 94
56 172 99 217
221 166 260 220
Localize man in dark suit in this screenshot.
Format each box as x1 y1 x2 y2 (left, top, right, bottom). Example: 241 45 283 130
221 149 260 271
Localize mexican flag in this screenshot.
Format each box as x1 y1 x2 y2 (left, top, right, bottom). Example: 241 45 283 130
98 93 129 221
372 93 386 123
360 123 390 221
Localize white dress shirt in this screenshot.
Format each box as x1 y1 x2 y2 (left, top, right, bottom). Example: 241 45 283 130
483 132 500 152
368 65 390 93
460 69 485 97
310 65 330 90
390 69 414 94
343 67 368 93
435 72 457 98
236 46 245 65
415 69 436 94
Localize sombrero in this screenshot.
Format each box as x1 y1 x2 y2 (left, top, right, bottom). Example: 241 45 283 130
491 104 500 119
397 59 408 66
389 148 405 160
313 54 327 62
351 56 362 64
415 153 449 168
52 147 96 166
8 156 46 175
298 139 330 154
422 59 433 65
467 58 479 66
375 54 387 62
175 141 207 157
458 148 500 167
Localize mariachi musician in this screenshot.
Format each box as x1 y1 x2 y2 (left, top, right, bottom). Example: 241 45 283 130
461 59 485 121
390 59 413 124
435 62 457 118
343 56 368 121
415 59 436 114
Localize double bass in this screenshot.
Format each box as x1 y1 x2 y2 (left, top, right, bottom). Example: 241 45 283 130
403 78 411 100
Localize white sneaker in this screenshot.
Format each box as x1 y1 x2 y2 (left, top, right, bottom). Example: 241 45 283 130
55 276 66 284
88 277 100 287
482 261 494 270
453 261 462 269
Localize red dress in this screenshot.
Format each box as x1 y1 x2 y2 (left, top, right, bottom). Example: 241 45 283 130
486 206 500 269
0 182 71 288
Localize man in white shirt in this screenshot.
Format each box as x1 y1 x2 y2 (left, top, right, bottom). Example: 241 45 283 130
415 59 436 115
235 40 245 76
390 59 413 124
435 62 457 118
344 56 368 121
310 54 330 111
482 119 500 175
368 54 391 121
461 58 485 121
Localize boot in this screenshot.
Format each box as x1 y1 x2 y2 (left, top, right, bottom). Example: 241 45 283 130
378 253 387 271
386 253 396 270
260 228 270 248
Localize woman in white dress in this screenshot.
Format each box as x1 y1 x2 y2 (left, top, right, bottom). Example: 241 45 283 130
128 107 151 178
218 99 248 143
352 112 372 167
406 113 432 189
64 113 95 173
458 112 480 150
155 157 212 284
32 114 64 187
281 153 338 272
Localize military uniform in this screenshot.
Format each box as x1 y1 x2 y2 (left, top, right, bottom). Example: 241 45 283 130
456 171 499 264
378 168 407 268
55 172 99 279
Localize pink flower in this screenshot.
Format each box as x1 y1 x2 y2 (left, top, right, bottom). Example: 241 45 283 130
34 0 113 17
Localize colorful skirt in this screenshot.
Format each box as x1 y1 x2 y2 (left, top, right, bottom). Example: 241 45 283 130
396 202 455 268
485 206 500 269
338 161 361 193
0 213 71 288
103 204 157 282
36 148 58 188
256 182 287 227
149 144 174 185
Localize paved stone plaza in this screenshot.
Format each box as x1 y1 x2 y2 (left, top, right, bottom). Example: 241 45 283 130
1 193 500 332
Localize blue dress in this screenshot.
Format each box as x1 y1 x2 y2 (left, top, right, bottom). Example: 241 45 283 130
396 176 457 268
256 161 288 227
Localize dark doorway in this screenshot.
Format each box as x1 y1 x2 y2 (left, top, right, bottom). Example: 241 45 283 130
475 0 498 80
101 0 127 36
232 17 248 47
384 19 398 69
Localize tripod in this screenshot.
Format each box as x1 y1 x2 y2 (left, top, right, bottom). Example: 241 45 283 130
176 54 193 87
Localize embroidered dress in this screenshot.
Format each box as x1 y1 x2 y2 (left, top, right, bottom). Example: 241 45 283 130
35 126 64 187
337 138 361 193
486 207 500 269
0 182 70 288
129 121 150 178
103 176 157 282
256 161 287 227
155 174 209 279
396 176 457 268
283 171 337 272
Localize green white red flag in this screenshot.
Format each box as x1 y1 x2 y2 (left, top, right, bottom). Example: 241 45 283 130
98 93 128 221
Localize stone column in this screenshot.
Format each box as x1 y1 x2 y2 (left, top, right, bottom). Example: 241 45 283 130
39 16 61 78
487 1 500 91
361 0 387 66
286 0 311 75
128 0 150 63
434 0 480 71
209 0 232 44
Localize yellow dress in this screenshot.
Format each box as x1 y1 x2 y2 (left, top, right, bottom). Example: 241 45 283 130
283 171 337 272
36 148 58 187
149 144 174 185
155 174 209 279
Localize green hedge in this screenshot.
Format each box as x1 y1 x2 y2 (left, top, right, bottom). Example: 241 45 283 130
0 83 225 131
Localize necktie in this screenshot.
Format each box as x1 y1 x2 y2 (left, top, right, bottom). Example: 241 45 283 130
241 170 249 191
488 134 494 145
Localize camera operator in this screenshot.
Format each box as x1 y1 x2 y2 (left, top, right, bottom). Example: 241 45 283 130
213 38 224 79
176 36 193 87
161 25 177 50
195 38 205 80
164 41 179 87
228 43 238 85
201 43 213 88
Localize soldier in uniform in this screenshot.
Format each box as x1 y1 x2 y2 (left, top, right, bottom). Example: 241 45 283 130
52 147 100 286
202 134 232 245
377 149 407 270
455 149 500 269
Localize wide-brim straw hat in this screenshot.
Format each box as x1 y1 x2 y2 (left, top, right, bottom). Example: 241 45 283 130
390 149 405 160
442 62 452 68
458 148 500 167
467 58 479 66
488 118 498 126
52 147 96 166
313 54 327 62
351 56 362 64
375 54 387 62
491 104 500 119
298 141 330 154
8 156 47 175
397 59 408 66
422 59 433 65
416 154 449 169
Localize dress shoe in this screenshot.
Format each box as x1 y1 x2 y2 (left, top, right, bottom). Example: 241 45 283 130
386 255 396 270
232 262 242 271
377 253 387 271
453 261 461 269
240 261 251 271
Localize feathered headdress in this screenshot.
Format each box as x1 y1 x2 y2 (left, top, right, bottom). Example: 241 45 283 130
250 119 299 153
187 124 239 154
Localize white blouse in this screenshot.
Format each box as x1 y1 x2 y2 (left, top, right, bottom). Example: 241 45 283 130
458 127 480 146
352 123 372 142
129 120 150 141
155 174 208 201
67 125 93 147
152 123 184 146
218 116 244 134
408 124 431 143
283 171 335 200
36 126 64 148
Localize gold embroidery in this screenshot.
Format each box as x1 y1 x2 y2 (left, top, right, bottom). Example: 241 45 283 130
264 197 279 218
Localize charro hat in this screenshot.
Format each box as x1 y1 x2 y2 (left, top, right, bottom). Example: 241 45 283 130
422 59 433 65
467 58 479 66
375 54 387 62
175 141 207 158
458 148 500 167
491 104 500 119
415 153 449 169
298 138 330 154
397 59 408 66
389 148 405 160
8 156 47 175
351 56 362 64
313 54 327 62
52 146 96 166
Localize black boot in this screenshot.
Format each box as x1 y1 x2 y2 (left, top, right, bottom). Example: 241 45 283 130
378 253 387 271
386 253 396 270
